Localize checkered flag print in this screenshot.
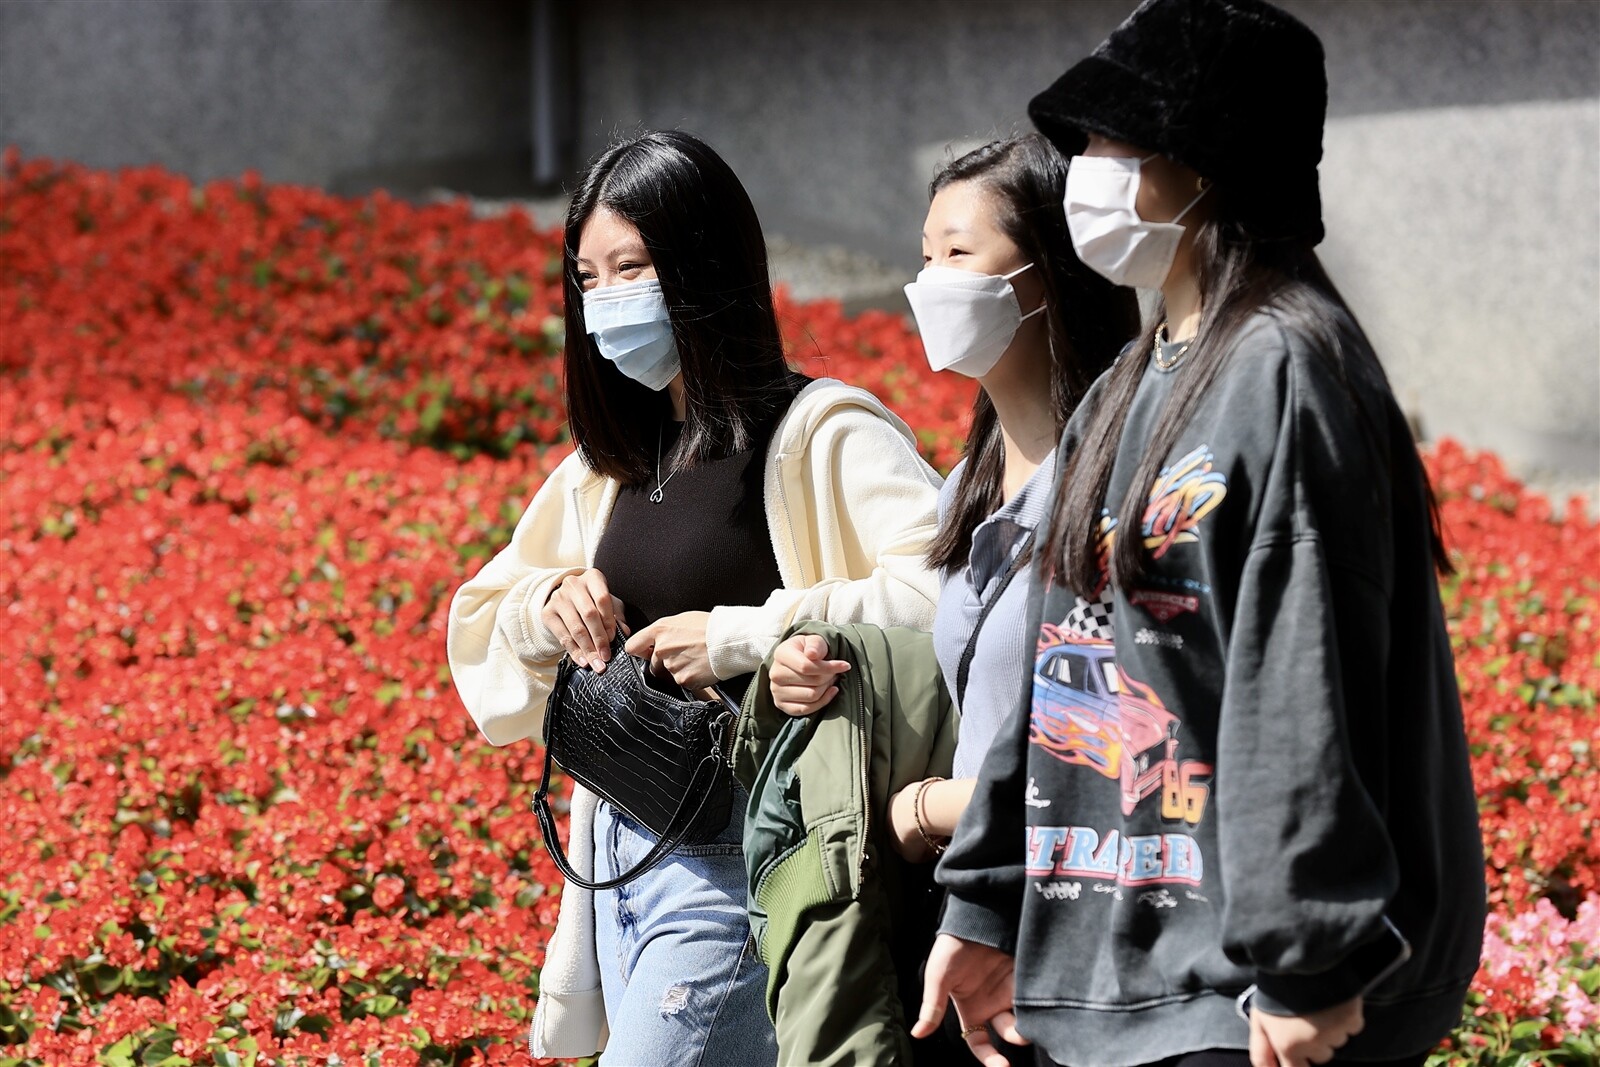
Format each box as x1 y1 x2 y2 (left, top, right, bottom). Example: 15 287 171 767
1061 588 1116 641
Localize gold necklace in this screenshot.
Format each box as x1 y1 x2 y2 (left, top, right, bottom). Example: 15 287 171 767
1152 321 1192 370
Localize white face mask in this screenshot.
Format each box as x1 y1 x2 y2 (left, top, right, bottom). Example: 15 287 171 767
1065 154 1209 290
902 263 1045 378
581 278 681 391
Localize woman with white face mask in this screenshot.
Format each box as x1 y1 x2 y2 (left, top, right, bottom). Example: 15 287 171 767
766 133 1139 1063
774 133 1139 835
916 4 1484 1067
447 130 943 1066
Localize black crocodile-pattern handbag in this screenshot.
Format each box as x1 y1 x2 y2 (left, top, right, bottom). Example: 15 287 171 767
533 634 737 890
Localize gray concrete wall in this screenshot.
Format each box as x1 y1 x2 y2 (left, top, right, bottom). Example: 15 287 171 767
0 0 531 193
572 0 1600 488
0 0 1594 486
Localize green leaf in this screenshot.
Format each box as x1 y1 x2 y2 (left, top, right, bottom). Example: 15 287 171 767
91 965 124 995
139 1030 178 1064
1510 1019 1546 1043
359 992 403 1018
99 1036 136 1067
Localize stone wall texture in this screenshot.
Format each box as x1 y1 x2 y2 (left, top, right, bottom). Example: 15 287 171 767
0 0 530 190
570 0 1599 486
1 0 1595 485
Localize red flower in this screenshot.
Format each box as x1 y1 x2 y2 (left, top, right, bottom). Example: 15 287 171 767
0 154 1592 1064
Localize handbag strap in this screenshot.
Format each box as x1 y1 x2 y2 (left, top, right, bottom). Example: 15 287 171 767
955 529 1035 709
534 744 728 891
532 638 737 891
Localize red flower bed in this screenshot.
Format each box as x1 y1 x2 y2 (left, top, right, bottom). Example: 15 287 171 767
0 154 1593 1064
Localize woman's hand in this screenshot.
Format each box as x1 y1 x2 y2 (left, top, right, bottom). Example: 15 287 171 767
625 611 717 690
768 634 851 716
1249 996 1364 1067
912 934 1028 1067
541 569 626 671
887 779 941 862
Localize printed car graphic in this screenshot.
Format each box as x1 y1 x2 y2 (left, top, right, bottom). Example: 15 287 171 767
1031 639 1182 817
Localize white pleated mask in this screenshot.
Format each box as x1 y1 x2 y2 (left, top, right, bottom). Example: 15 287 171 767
1065 155 1208 290
903 263 1045 378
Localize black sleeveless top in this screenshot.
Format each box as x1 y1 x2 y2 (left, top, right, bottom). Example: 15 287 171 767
592 419 782 697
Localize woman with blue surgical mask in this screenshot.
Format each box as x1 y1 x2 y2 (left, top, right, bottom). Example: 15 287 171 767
767 134 1139 1064
447 130 944 1066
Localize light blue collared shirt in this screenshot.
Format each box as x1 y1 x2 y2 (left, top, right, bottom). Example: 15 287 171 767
932 449 1056 779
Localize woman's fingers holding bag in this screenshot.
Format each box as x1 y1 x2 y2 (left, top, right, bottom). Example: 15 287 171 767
541 569 624 670
625 611 717 689
794 634 852 678
769 634 850 715
542 597 589 666
771 683 841 717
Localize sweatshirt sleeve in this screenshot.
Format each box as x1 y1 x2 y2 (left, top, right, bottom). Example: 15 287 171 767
704 405 943 680
446 450 591 746
932 564 1043 954
1215 332 1403 1015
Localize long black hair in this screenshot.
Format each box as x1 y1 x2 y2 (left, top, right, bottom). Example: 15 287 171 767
925 135 1141 572
1045 190 1453 595
562 130 806 484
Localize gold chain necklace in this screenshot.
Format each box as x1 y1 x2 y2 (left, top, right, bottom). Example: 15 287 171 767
1153 321 1193 370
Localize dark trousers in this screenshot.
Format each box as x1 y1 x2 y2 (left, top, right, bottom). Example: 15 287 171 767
1037 1050 1429 1067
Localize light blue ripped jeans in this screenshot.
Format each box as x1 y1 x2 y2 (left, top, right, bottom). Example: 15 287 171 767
592 788 777 1067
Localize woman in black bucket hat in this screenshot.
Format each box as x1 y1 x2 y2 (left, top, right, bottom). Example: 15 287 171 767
913 2 1485 1067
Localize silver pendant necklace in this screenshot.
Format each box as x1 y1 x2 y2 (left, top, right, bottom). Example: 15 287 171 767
650 422 679 504
1152 320 1193 371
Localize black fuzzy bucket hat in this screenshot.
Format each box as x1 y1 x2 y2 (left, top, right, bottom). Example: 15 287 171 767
1029 0 1328 245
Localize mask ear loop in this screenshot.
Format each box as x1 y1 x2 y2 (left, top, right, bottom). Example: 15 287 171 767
1002 262 1048 321
1135 153 1215 227
1170 177 1213 226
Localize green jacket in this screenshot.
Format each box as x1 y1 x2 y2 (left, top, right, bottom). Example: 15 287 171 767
733 621 957 1067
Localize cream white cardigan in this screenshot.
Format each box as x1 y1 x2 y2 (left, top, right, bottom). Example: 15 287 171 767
446 378 943 1057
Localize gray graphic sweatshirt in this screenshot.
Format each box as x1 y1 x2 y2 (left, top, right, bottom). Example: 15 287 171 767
938 309 1484 1067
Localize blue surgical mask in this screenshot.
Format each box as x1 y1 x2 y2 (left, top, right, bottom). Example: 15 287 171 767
581 278 681 391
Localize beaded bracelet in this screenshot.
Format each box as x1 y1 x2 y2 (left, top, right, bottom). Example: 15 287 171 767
913 776 949 856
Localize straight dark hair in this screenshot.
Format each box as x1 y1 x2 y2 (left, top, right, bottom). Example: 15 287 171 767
926 135 1141 572
562 130 806 484
1046 207 1453 596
